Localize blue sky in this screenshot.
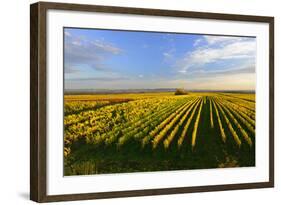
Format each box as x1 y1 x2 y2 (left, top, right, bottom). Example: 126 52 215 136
64 28 256 91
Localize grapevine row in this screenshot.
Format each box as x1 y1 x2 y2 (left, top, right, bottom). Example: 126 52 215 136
177 98 201 148
163 98 201 149
219 99 255 135
209 98 214 128
216 99 253 146
214 99 241 147
105 97 190 145
151 99 196 148
191 99 204 149
211 98 226 143
115 98 194 146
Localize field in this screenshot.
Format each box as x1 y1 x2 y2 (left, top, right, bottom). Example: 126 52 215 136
64 92 255 175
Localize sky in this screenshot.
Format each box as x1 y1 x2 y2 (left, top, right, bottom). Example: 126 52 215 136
64 28 256 91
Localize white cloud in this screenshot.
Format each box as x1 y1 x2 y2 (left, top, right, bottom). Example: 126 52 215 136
193 41 254 62
65 65 78 74
193 38 202 47
91 40 122 54
64 31 71 37
163 52 173 58
65 32 122 72
177 36 256 73
163 48 176 63
71 41 82 46
203 35 244 45
178 70 187 74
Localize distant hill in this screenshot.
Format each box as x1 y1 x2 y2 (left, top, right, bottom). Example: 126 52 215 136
64 88 255 95
65 88 177 95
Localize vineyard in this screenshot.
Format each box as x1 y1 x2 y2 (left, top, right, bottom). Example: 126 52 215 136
64 92 255 175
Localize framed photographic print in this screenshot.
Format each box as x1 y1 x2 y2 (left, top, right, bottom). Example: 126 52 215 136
30 1 274 202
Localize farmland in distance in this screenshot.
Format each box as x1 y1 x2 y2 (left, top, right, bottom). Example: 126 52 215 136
64 92 255 175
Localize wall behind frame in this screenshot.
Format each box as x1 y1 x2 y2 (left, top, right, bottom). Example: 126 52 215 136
0 0 279 204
